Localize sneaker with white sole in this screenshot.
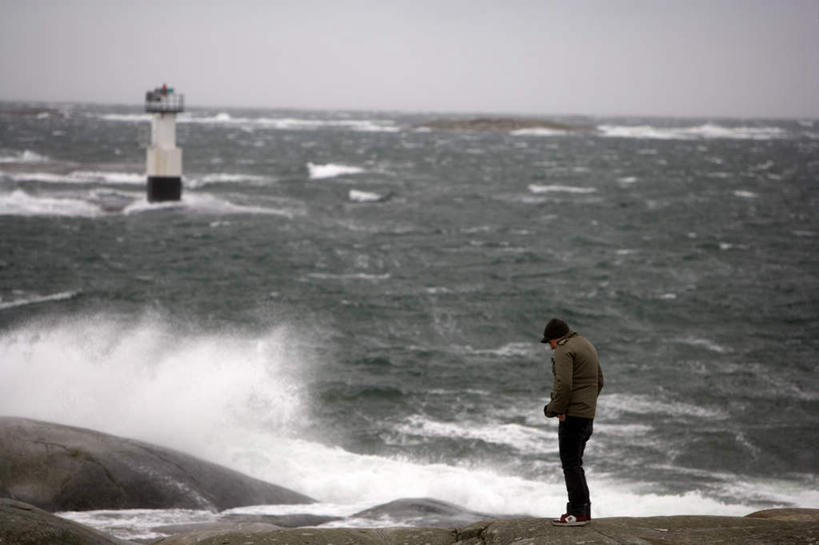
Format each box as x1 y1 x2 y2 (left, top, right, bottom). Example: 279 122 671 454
551 513 591 526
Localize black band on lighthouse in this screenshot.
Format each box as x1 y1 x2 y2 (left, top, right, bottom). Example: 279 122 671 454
147 176 182 202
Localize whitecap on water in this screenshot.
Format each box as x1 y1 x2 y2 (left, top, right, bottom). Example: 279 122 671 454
393 414 554 455
70 171 145 185
733 190 758 199
0 290 78 310
123 193 296 217
308 163 365 179
600 393 727 420
306 272 390 281
97 113 151 122
349 189 382 203
57 509 217 542
510 128 567 137
527 184 596 194
676 336 729 353
0 149 50 163
187 173 272 188
0 189 104 217
2 170 143 185
598 123 789 141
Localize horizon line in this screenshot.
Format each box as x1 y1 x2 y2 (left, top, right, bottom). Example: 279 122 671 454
0 96 816 123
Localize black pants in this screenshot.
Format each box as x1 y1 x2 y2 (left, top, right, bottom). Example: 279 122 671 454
558 415 593 514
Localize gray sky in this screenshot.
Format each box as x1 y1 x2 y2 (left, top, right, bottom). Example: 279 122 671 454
1 0 818 118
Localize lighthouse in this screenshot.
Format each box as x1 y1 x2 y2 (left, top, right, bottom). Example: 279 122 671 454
145 84 184 202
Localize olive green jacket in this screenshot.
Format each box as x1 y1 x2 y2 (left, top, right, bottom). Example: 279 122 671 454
545 331 604 419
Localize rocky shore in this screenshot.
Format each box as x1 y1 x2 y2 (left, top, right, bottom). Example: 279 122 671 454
1 418 817 545
0 417 313 511
2 498 817 545
154 511 819 545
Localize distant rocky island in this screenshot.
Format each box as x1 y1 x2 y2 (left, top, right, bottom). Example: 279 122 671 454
415 117 592 133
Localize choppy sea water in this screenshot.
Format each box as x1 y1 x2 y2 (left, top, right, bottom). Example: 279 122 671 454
1 103 817 540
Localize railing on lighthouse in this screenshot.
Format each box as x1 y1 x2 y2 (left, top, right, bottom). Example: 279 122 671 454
145 85 185 113
145 84 184 202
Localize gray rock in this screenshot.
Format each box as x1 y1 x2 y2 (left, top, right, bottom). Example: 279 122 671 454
352 498 496 527
220 512 343 527
456 514 819 545
0 498 128 545
152 521 282 544
155 526 456 545
150 510 819 545
747 507 819 521
0 417 314 512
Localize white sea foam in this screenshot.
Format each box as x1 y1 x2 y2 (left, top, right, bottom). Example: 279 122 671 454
0 187 292 218
598 123 788 141
617 176 638 184
600 393 726 420
308 163 365 179
1 171 76 184
1 315 807 530
458 342 535 358
1 170 143 185
187 173 272 188
733 190 758 199
0 291 78 310
0 149 50 163
210 116 399 133
676 336 730 353
394 414 554 454
98 112 399 132
0 189 103 217
71 171 145 185
306 272 391 281
528 184 596 194
98 113 151 122
123 193 295 217
510 128 567 137
57 509 218 542
349 189 382 203
0 315 311 459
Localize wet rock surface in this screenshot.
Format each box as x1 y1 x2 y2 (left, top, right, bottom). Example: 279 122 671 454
220 512 343 528
0 417 314 512
0 498 128 545
153 512 819 545
350 498 501 527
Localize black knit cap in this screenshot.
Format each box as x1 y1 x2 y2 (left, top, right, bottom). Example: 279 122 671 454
540 318 569 343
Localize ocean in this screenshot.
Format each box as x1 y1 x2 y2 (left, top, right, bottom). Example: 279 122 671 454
1 102 817 541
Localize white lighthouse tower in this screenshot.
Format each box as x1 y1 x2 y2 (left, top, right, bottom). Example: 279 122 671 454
145 84 184 202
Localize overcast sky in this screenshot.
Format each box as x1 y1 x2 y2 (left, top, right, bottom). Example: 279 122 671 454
1 0 817 118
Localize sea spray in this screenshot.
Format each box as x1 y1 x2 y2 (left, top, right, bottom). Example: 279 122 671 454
0 312 792 521
0 313 311 458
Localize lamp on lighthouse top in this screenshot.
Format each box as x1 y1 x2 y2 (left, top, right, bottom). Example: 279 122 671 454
145 84 184 114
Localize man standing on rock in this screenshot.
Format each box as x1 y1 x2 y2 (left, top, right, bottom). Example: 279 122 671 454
541 318 604 526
